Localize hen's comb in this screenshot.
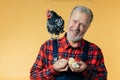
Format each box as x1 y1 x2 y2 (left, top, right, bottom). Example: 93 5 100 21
47 9 51 19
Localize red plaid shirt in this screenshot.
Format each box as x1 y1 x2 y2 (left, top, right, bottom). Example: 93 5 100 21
30 34 107 80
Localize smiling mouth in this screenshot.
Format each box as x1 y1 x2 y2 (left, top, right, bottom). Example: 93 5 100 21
71 29 80 36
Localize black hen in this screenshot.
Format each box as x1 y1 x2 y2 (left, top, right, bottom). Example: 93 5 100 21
47 10 64 39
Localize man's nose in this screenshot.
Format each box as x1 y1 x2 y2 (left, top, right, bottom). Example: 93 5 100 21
74 23 80 30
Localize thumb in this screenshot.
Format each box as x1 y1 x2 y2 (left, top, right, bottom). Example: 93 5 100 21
58 56 62 60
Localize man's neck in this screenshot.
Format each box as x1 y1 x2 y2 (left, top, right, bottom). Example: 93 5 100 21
70 42 78 47
69 40 80 48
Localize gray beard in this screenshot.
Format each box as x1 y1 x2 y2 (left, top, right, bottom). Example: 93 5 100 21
67 31 83 42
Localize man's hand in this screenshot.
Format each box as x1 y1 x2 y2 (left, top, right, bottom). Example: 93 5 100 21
68 61 87 73
53 57 68 72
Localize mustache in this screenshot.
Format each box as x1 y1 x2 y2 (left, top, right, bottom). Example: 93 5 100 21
71 30 80 34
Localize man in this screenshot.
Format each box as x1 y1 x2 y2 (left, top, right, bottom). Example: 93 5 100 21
30 5 107 80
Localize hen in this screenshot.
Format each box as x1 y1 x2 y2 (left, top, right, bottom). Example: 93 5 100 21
47 10 64 39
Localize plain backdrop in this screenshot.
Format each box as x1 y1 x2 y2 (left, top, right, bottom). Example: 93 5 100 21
0 0 120 80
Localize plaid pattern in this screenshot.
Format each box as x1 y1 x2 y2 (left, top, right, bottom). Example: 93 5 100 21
30 34 107 80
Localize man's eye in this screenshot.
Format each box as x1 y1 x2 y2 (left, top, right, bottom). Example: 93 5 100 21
73 20 77 23
81 23 87 27
83 25 86 27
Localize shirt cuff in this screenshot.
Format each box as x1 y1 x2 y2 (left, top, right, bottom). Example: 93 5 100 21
50 65 60 75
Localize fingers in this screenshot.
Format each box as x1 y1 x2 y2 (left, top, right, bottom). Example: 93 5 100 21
68 61 87 73
78 61 87 69
54 57 87 73
58 56 62 59
58 65 68 72
75 61 87 72
53 57 68 72
53 61 68 72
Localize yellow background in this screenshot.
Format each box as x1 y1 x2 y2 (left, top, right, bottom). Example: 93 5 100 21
0 0 120 80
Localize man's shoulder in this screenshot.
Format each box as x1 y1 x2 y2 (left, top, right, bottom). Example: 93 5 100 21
84 40 101 50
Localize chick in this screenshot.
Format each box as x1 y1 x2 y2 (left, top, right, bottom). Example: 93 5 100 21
68 57 79 68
